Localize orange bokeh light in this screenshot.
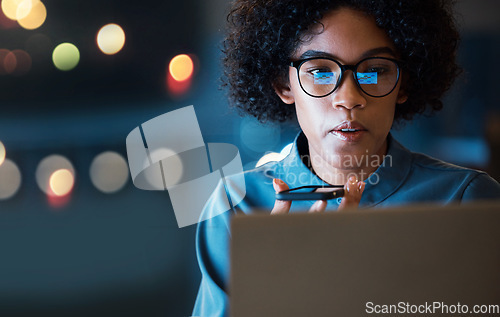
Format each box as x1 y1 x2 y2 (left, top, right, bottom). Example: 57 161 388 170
169 54 194 82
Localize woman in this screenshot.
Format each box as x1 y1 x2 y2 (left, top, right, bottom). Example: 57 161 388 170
193 0 500 315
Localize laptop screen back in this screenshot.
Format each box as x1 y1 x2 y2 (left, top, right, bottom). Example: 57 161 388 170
230 202 500 317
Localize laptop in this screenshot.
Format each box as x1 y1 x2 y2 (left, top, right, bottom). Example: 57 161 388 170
230 202 500 317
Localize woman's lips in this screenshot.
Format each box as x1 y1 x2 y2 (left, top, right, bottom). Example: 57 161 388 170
329 121 367 142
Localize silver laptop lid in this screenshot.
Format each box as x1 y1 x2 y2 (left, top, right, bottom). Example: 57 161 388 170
231 202 500 317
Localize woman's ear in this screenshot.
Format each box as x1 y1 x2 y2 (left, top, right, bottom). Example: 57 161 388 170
396 74 409 104
273 78 295 105
396 89 408 104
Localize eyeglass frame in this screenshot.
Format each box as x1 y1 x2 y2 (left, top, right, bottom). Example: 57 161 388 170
289 56 402 98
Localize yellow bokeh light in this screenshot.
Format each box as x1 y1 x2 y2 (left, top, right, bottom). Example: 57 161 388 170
18 0 46 30
2 0 24 20
49 169 74 196
169 54 194 82
36 154 75 195
1 0 39 20
52 43 80 71
15 0 32 20
0 141 5 166
97 23 126 55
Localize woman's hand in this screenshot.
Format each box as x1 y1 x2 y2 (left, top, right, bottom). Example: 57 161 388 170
270 176 365 215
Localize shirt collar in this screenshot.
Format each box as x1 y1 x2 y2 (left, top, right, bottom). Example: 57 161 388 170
280 131 412 206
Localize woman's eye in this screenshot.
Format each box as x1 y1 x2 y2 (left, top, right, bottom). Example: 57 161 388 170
309 68 331 74
364 64 393 75
367 67 387 74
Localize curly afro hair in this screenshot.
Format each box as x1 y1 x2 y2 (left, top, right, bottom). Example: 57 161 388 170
222 0 462 123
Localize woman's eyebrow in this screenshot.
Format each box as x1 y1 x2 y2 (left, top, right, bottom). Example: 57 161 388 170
359 47 397 59
298 50 334 60
297 47 397 60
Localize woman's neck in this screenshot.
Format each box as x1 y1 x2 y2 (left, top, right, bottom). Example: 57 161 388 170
308 141 388 185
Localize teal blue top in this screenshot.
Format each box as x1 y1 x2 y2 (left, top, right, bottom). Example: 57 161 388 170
192 132 500 317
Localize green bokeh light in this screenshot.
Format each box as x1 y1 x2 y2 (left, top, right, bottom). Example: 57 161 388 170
52 43 80 71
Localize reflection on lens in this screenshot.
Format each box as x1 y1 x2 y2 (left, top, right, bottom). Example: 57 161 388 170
297 57 399 98
298 59 340 98
356 58 398 97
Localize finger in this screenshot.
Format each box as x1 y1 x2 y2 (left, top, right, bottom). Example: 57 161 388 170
271 178 292 215
309 200 327 213
338 176 365 211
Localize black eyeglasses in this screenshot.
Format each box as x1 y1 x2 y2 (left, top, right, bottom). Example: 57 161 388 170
289 57 401 98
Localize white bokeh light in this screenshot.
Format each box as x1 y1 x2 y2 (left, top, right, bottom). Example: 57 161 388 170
0 141 5 166
36 155 75 195
96 23 126 55
89 151 129 194
149 148 184 188
0 159 22 200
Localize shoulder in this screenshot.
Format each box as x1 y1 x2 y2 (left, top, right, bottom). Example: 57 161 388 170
407 148 500 201
228 160 285 212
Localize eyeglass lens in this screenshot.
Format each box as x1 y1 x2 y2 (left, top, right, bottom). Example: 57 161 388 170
297 58 399 97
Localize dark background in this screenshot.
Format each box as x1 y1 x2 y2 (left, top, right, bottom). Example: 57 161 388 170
0 0 499 316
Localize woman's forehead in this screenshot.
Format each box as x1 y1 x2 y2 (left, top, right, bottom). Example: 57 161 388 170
294 7 397 63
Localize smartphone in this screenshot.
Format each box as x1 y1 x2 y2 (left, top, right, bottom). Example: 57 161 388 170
275 185 344 201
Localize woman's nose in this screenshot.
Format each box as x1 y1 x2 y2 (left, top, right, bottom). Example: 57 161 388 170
331 73 366 110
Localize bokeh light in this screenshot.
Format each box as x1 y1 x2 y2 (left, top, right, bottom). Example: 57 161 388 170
89 151 129 193
0 49 10 74
36 154 75 196
3 50 16 73
169 54 194 82
0 3 18 29
52 43 80 71
0 49 33 75
167 72 191 97
280 143 293 157
96 23 125 55
49 168 74 196
14 0 32 20
166 54 197 97
256 152 286 167
0 159 22 200
240 117 280 153
1 0 25 20
254 143 293 167
18 0 46 30
8 49 31 75
149 147 183 187
0 141 5 166
25 33 52 58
